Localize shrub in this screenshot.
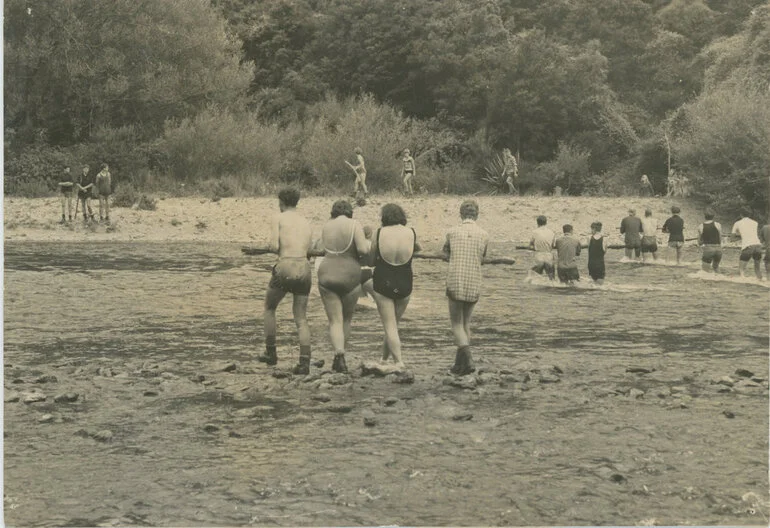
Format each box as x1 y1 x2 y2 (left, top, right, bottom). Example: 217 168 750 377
111 184 140 208
136 194 157 211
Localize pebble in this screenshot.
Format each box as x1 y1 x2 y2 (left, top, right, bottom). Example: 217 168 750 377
384 396 399 407
318 382 332 391
716 376 735 387
22 392 46 404
54 393 80 403
452 412 473 421
74 429 90 438
327 404 354 414
626 366 655 374
734 368 754 378
191 374 206 383
38 414 55 424
392 371 415 384
271 370 291 379
93 430 114 442
143 390 159 397
221 363 238 373
478 373 500 385
97 367 115 377
4 391 20 403
628 388 645 399
228 431 244 438
670 386 687 394
538 373 561 384
326 373 350 386
312 393 332 403
654 388 671 399
444 376 477 390
311 359 325 368
723 410 736 419
160 372 178 380
203 424 220 433
34 374 58 384
362 410 378 427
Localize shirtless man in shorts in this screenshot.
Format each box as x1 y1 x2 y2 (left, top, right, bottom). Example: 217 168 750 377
731 208 762 280
530 215 556 280
259 188 314 373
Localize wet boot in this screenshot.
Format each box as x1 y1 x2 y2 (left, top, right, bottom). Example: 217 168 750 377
258 336 278 366
292 345 311 375
332 352 348 373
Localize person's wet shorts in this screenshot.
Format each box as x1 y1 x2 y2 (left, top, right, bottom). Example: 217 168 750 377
625 237 641 249
641 236 658 253
269 259 312 295
701 245 722 264
668 240 684 248
557 267 580 283
740 244 762 262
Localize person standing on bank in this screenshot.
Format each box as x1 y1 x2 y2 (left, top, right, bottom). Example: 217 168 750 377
259 188 314 374
345 147 368 198
316 200 370 374
620 208 643 261
401 149 415 195
58 166 74 223
76 165 95 223
503 148 518 195
369 203 421 370
662 205 685 265
443 200 489 376
95 163 112 223
731 208 763 280
697 210 723 273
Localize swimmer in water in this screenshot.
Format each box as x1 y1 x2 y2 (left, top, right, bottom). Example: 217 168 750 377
258 188 314 374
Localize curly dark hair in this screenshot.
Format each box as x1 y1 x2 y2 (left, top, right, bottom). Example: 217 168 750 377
459 200 479 220
380 203 407 226
278 188 300 207
331 199 353 219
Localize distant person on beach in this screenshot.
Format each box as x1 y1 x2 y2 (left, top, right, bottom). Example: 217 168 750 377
345 147 368 198
662 205 685 265
502 148 518 194
58 166 74 223
95 163 112 223
554 224 581 285
316 199 370 374
529 215 556 280
369 203 421 370
401 149 415 195
587 221 607 285
760 222 770 280
640 208 659 262
731 209 762 280
259 188 313 374
620 209 643 261
76 165 95 223
697 210 723 274
443 200 489 376
640 174 653 197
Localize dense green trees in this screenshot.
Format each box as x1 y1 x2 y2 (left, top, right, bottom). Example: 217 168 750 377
4 0 767 214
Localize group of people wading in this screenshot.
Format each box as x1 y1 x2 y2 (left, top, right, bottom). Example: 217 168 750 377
259 188 487 377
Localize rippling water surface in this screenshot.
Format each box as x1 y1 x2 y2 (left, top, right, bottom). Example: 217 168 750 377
4 241 769 526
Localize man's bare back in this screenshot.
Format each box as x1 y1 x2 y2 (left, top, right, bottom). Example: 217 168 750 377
271 209 312 258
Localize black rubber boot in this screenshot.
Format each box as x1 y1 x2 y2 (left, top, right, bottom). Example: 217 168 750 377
332 353 348 373
257 348 278 366
292 346 311 375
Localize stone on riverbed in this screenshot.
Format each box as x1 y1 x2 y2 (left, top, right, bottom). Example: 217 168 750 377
312 393 332 402
392 371 415 384
54 392 80 403
5 391 20 403
38 413 55 424
734 368 754 378
384 396 399 407
220 363 238 373
22 391 46 403
360 361 402 377
626 366 655 374
628 388 645 399
326 373 351 386
34 374 58 384
362 410 378 427
93 430 114 442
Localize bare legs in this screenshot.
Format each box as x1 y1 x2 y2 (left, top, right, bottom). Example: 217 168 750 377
372 292 409 369
319 284 361 372
60 194 72 222
738 259 762 280
448 298 476 375
98 195 110 221
261 286 310 370
403 174 413 195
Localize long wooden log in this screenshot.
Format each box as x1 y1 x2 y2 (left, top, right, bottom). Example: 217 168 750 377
241 246 516 265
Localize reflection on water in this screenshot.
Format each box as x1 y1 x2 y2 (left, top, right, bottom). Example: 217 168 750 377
4 241 768 527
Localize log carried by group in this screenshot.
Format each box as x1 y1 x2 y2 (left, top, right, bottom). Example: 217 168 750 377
241 246 516 265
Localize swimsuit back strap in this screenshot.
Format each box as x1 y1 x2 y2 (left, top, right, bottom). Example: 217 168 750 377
325 221 356 255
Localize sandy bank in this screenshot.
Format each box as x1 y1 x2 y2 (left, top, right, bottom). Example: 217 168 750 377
4 194 710 249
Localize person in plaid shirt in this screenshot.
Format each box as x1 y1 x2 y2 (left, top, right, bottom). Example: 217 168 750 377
443 200 489 376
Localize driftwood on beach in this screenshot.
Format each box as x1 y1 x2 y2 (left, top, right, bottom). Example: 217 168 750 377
241 246 516 265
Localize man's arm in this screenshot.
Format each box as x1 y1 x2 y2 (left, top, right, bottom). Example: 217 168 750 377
268 215 281 254
442 233 451 259
353 221 371 258
620 218 626 234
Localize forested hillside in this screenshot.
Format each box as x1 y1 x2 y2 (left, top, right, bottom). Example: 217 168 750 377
4 0 768 215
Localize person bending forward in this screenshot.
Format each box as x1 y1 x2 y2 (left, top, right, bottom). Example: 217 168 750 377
443 200 489 376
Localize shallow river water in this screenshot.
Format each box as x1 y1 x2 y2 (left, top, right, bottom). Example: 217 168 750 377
4 241 769 526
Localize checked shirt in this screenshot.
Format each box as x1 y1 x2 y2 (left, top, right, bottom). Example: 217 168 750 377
443 219 489 303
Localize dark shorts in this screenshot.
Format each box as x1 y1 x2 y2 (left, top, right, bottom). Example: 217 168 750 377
765 250 770 263
269 259 312 295
60 185 74 195
668 240 684 248
740 245 762 262
701 245 722 264
557 267 580 283
641 236 658 253
588 262 605 281
624 236 641 249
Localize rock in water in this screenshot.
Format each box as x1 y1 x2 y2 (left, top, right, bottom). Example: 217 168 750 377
734 368 754 378
452 412 473 421
93 430 114 442
34 374 58 384
392 371 415 384
383 396 399 407
362 410 377 427
38 414 55 424
22 392 46 404
220 363 238 373
312 393 332 403
54 392 79 403
203 424 220 433
628 388 645 399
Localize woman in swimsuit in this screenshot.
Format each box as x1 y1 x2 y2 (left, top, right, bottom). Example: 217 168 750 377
317 200 370 373
401 149 415 195
369 203 421 369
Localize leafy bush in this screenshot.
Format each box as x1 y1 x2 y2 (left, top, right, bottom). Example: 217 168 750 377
136 194 157 211
3 145 69 195
111 184 140 208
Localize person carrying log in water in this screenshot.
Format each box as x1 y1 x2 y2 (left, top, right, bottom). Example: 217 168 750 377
697 209 723 274
529 215 556 280
731 208 763 280
620 208 643 262
443 200 489 376
258 188 314 374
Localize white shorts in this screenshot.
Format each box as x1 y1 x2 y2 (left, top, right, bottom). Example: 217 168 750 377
534 252 554 265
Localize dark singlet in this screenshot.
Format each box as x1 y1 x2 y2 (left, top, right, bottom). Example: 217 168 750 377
701 222 721 245
373 228 415 300
588 236 606 280
318 220 363 296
